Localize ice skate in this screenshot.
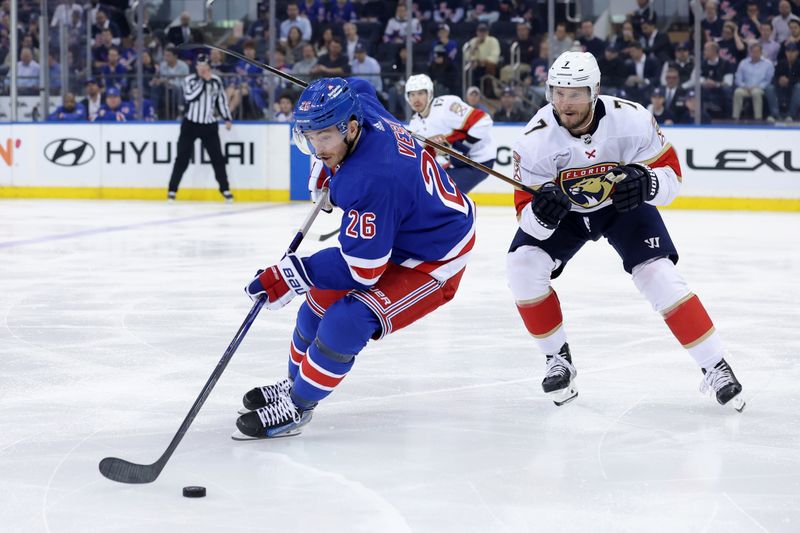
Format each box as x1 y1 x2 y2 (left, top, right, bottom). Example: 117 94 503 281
232 394 313 440
237 377 292 415
701 358 745 412
542 343 578 406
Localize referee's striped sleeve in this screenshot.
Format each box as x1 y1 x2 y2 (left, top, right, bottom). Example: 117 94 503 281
215 79 233 122
183 75 205 103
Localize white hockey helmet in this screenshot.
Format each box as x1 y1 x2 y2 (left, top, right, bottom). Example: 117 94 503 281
404 74 434 107
546 51 601 106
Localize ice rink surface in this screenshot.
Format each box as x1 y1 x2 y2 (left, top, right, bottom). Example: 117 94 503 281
1 199 798 533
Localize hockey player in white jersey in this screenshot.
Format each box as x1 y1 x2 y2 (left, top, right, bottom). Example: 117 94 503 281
406 74 497 193
507 51 745 411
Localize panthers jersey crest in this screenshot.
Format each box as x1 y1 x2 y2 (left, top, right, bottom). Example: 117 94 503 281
559 163 618 208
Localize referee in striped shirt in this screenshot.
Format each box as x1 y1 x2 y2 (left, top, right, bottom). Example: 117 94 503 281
168 53 234 202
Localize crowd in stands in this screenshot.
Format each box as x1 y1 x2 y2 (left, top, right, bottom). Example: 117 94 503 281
3 0 800 124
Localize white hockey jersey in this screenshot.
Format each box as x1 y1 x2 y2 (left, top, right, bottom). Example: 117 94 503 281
407 94 497 164
512 95 683 239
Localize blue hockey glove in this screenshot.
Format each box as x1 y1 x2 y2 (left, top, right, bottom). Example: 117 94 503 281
606 163 658 213
245 254 312 310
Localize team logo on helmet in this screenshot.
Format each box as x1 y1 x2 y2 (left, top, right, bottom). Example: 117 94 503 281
299 100 312 111
559 163 618 208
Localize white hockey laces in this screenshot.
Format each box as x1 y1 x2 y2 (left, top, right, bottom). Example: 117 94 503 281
259 378 293 403
545 352 576 378
256 395 302 427
700 363 735 394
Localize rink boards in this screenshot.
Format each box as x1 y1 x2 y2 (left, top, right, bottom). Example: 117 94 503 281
0 122 798 211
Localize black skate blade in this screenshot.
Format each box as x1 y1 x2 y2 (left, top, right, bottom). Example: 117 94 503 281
231 429 302 441
552 391 578 407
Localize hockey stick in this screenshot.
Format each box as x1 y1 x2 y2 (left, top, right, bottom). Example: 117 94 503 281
98 192 330 484
178 43 539 196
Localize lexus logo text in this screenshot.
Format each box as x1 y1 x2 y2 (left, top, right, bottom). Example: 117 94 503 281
44 138 95 167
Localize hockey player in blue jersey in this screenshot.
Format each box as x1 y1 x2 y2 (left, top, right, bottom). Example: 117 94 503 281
235 77 476 439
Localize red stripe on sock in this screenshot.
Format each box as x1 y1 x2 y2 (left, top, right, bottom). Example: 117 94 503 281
663 294 714 347
516 290 563 337
300 358 345 389
289 342 305 365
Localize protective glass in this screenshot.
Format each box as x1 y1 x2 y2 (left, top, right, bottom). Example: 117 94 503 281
548 86 593 106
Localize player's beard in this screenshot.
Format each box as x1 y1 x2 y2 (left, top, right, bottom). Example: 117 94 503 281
557 105 593 133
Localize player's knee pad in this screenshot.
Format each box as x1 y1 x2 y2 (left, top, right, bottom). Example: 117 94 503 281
631 257 690 312
315 296 379 359
506 245 556 301
295 301 322 344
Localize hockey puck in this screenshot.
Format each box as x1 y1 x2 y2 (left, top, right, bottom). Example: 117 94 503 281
182 486 206 498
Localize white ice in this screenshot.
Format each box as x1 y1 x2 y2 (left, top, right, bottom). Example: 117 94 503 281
1 200 798 533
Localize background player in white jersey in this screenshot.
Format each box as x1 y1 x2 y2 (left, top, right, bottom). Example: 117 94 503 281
405 74 497 193
507 51 745 411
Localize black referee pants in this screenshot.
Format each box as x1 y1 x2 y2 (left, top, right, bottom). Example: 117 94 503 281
168 119 231 193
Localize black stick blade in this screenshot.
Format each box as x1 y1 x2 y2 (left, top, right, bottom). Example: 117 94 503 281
99 457 162 484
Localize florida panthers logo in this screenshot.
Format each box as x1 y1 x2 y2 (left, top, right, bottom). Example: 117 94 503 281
559 162 618 208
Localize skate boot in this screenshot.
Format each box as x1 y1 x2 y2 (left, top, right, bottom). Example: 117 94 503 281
233 395 313 440
701 358 745 412
239 377 292 414
542 343 578 406
222 190 234 203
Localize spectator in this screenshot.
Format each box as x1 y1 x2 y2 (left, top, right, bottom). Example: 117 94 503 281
80 77 103 120
167 11 203 48
662 66 689 122
431 23 458 62
766 42 800 120
101 47 129 94
292 43 318 81
209 48 232 76
641 19 672 64
778 19 800 60
342 22 368 63
47 92 86 121
526 38 549 107
429 43 458 94
549 22 574 59
739 2 763 43
280 3 312 42
314 27 334 57
467 22 501 97
718 21 747 64
703 1 725 41
247 4 270 39
350 43 381 92
758 22 781 64
311 37 350 79
613 20 639 58
624 41 660 105
284 26 307 64
91 9 120 43
384 3 422 44
498 0 536 28
465 85 490 113
466 2 500 24
432 1 465 25
92 28 114 72
579 20 605 60
630 0 657 38
154 45 189 119
410 1 432 23
494 87 528 122
117 36 136 70
660 42 695 89
93 86 134 122
17 47 40 95
718 0 740 21
499 22 536 83
233 41 266 110
139 50 159 97
274 93 294 122
385 46 408 118
50 0 82 28
647 87 674 124
679 90 712 124
130 85 157 121
733 42 775 119
299 0 326 24
701 40 735 117
598 43 627 96
47 51 61 93
773 0 800 44
329 0 356 24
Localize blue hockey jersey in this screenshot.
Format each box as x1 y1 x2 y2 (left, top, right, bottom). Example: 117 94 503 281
303 79 476 291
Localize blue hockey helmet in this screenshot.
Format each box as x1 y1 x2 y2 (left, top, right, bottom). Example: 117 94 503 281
293 78 363 136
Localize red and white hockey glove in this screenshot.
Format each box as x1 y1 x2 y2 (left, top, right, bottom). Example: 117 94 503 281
308 156 333 213
244 254 312 310
606 163 658 213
